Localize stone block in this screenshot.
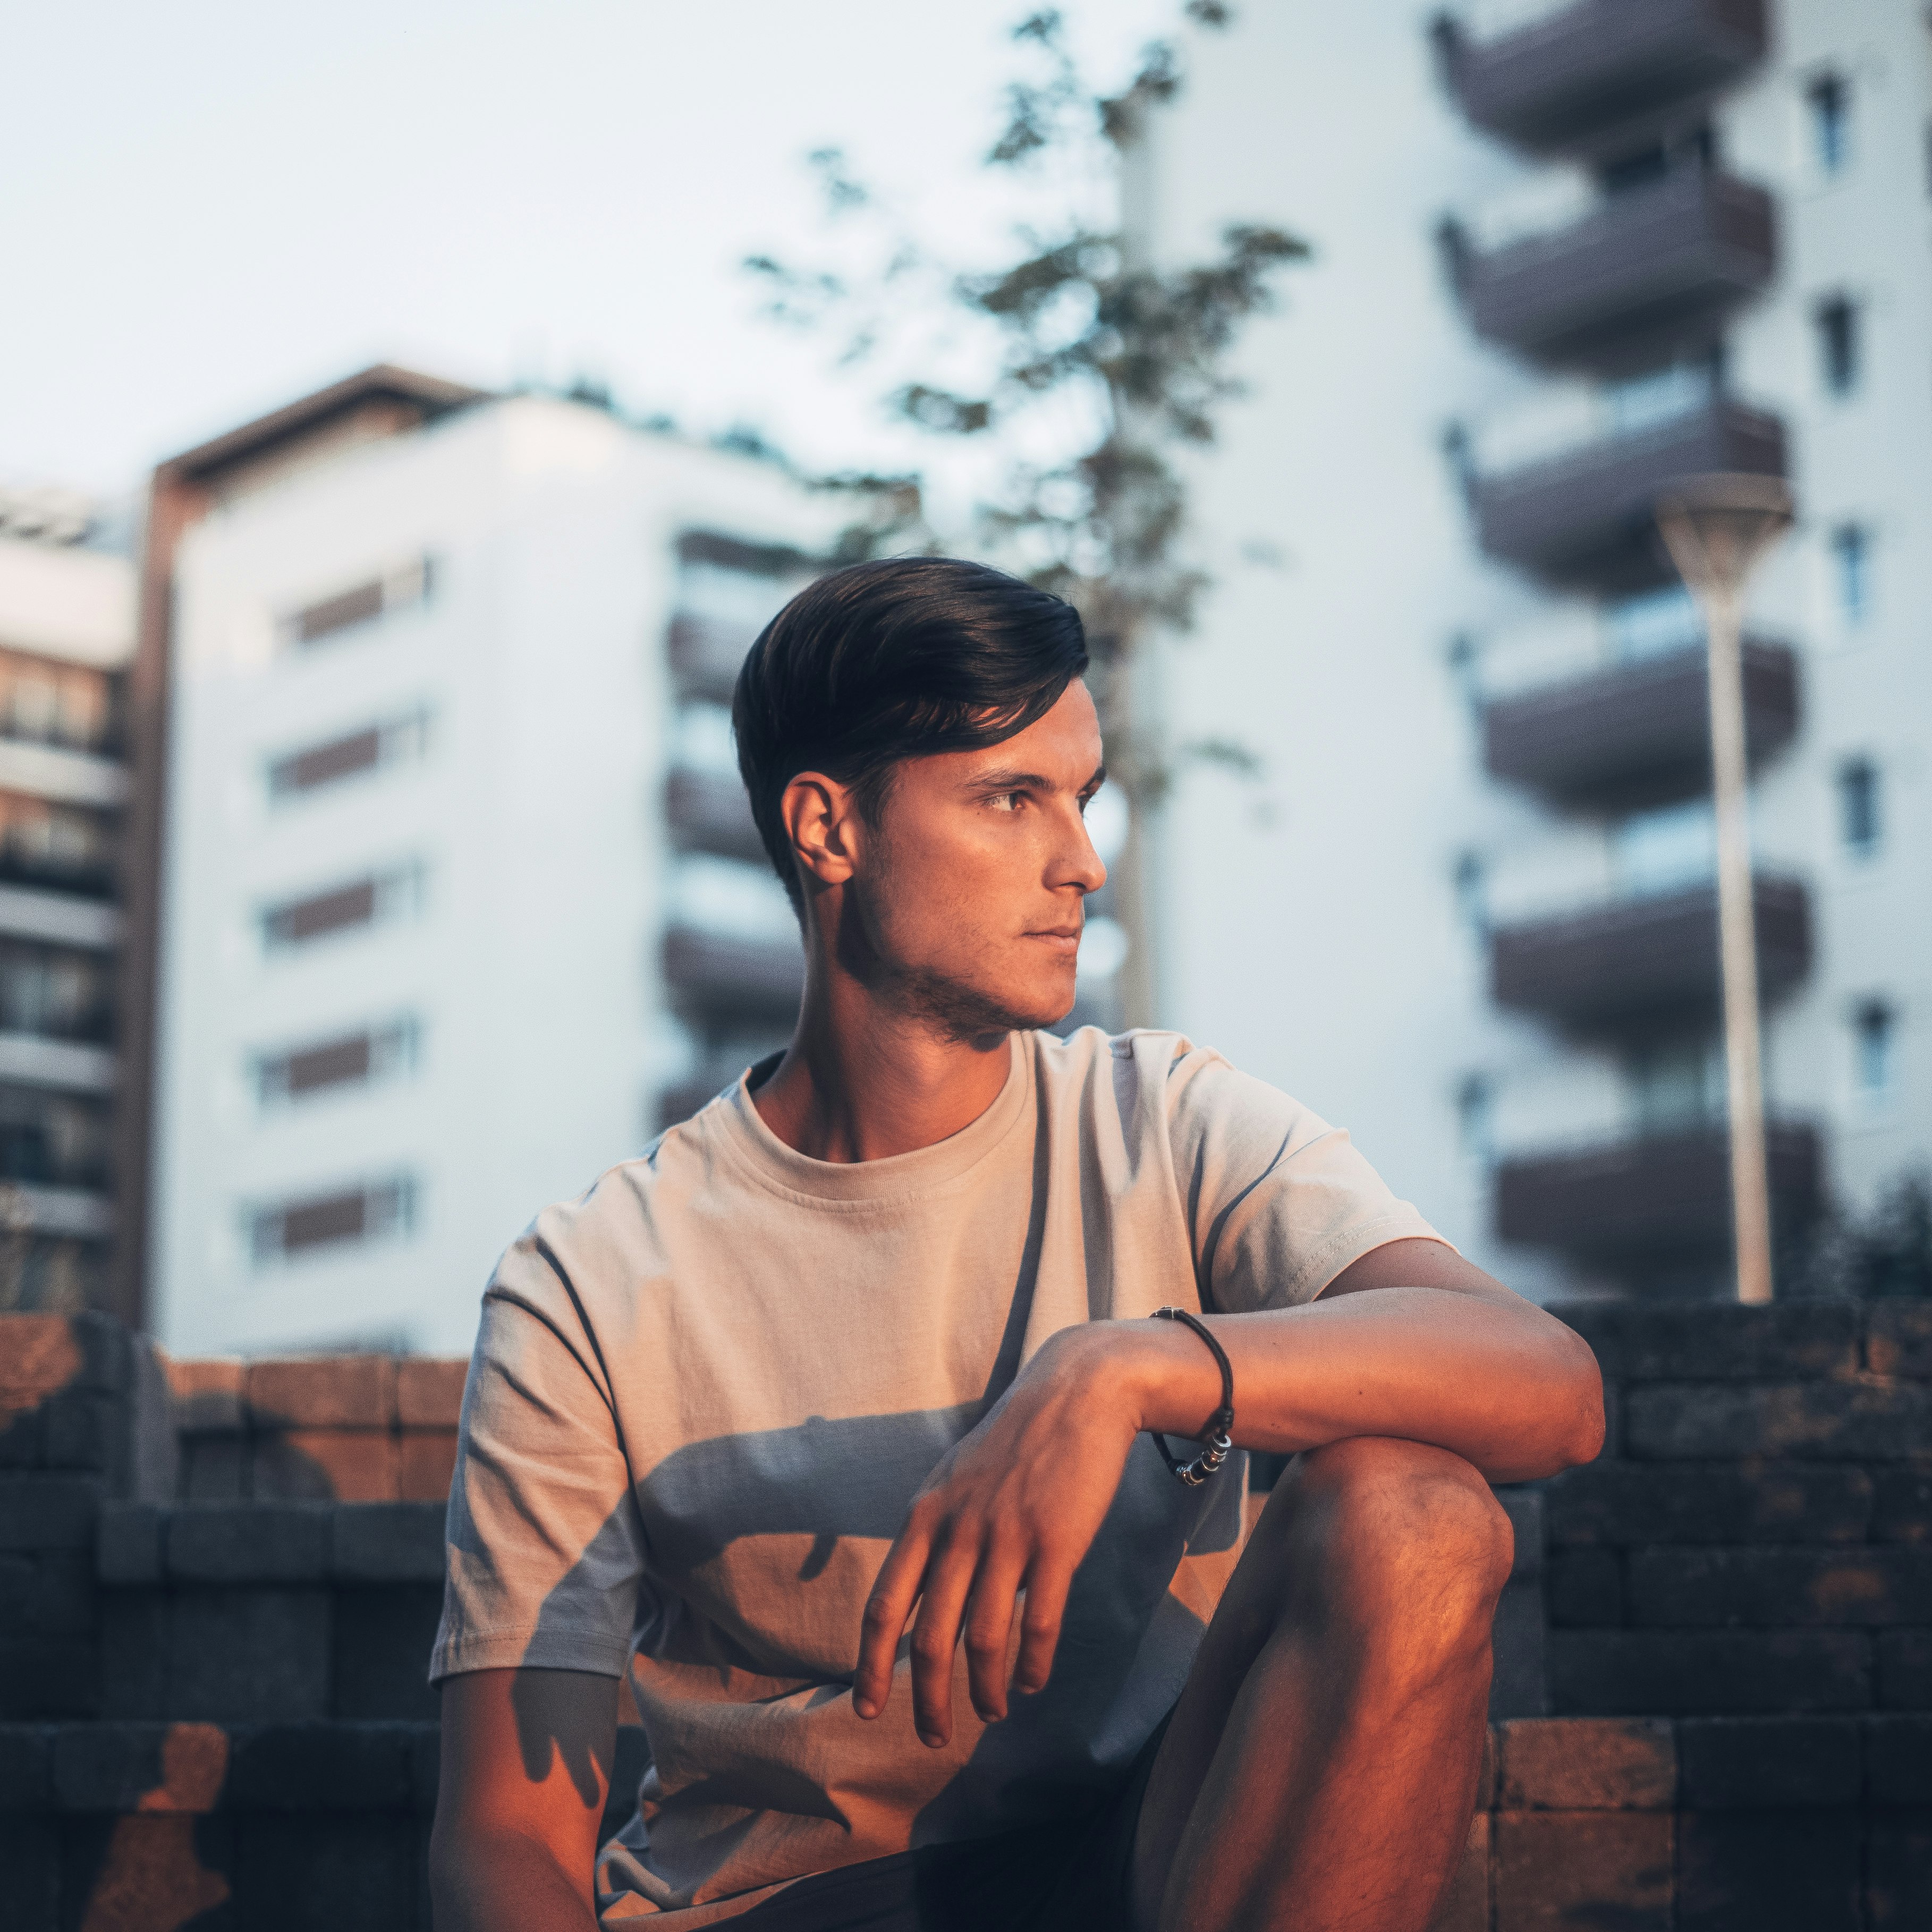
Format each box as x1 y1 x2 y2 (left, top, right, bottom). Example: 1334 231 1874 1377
1497 1717 1674 1810
410 1723 440 1812
247 1357 395 1431
167 1505 331 1583
0 1722 53 1808
253 1429 399 1503
1492 1810 1671 1932
1494 1487 1542 1578
1425 1809 1487 1932
98 1591 169 1719
227 1722 416 1810
43 1390 123 1476
1864 1714 1932 1802
1867 1815 1932 1929
0 1474 101 1550
228 1812 419 1932
1489 1575 1546 1720
1867 1302 1932 1379
182 1435 248 1503
333 1503 445 1582
1550 1300 1860 1382
1545 1460 1873 1547
61 1811 235 1930
0 1817 60 1932
1676 1810 1860 1932
1549 1630 1869 1715
1627 1546 1932 1628
166 1355 245 1434
0 1639 100 1721
0 1550 96 1639
1546 1548 1621 1626
127 1339 181 1506
331 1586 443 1722
164 1589 332 1724
97 1502 165 1585
396 1359 466 1429
1874 1467 1932 1544
1877 1629 1932 1707
0 1312 127 1402
0 1399 43 1469
54 1721 230 1812
1677 1717 1861 1808
398 1430 458 1503
1625 1380 1932 1461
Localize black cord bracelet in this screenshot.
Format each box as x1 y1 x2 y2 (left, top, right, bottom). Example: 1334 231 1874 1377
1148 1306 1235 1487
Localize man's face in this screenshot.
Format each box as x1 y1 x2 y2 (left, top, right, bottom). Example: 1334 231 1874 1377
850 679 1109 1038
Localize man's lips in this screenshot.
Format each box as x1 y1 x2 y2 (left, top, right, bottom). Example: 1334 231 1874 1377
1024 926 1083 954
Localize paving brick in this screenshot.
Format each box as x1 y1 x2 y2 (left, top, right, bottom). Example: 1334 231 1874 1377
247 1356 395 1431
1676 1809 1860 1932
164 1589 332 1724
54 1721 230 1812
1497 1717 1674 1810
166 1355 246 1434
96 1502 165 1585
0 1550 96 1639
0 1817 59 1932
0 1639 100 1720
1551 1300 1861 1383
1873 1467 1932 1544
98 1591 168 1719
1492 1811 1671 1932
1867 1814 1932 1929
398 1430 458 1503
61 1811 235 1930
396 1358 466 1429
0 1723 53 1808
1424 1809 1487 1932
1549 1630 1869 1715
1877 1629 1932 1707
1677 1717 1861 1808
166 1504 331 1583
333 1503 444 1582
1547 1459 1875 1548
0 1473 101 1550
254 1429 399 1503
1625 1380 1932 1461
1864 1714 1932 1802
229 1812 419 1932
227 1722 416 1810
331 1586 442 1722
1547 1548 1621 1626
1866 1301 1932 1378
1628 1546 1932 1628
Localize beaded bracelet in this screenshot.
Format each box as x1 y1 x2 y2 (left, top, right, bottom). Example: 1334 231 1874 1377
1149 1306 1235 1487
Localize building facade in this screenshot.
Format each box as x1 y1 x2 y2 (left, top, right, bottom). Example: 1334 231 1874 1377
1141 0 1931 1296
142 370 854 1357
0 488 135 1312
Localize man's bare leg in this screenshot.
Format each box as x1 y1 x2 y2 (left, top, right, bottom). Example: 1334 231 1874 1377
1131 1436 1512 1932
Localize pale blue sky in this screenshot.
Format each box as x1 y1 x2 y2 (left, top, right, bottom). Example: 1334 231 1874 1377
4 0 1175 500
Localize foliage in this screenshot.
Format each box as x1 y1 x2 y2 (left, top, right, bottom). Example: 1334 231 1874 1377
1783 1171 1932 1299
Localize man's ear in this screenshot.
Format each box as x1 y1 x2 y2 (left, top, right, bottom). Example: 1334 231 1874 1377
780 772 861 889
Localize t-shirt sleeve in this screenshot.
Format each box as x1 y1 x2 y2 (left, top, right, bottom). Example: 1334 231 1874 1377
429 1230 648 1685
1162 1042 1449 1313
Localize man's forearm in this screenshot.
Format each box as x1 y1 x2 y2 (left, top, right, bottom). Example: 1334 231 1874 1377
429 1826 599 1932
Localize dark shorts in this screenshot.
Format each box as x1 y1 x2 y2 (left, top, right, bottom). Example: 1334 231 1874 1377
730 1709 1173 1932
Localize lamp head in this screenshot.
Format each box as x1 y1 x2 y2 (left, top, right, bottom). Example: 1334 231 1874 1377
1656 472 1794 607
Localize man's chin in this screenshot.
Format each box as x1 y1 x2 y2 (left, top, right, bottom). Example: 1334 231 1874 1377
890 966 1076 1045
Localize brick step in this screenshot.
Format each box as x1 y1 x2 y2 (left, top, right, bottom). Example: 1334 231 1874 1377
1546 1459 1932 1546
1548 1545 1932 1629
2 1717 1926 1932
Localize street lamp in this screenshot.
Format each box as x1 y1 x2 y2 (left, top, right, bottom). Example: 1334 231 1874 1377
1655 472 1794 1305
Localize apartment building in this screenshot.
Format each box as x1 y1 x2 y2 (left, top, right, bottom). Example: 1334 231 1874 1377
1140 1 1931 1296
0 488 135 1314
138 369 858 1357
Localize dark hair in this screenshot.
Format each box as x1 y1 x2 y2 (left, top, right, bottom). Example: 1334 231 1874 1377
733 557 1089 912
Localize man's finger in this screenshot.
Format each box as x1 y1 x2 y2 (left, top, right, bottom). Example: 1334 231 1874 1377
1011 1558 1074 1699
906 1527 980 1749
961 1542 1028 1724
853 1526 931 1719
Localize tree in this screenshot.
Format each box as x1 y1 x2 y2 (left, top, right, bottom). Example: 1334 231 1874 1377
747 4 1307 1023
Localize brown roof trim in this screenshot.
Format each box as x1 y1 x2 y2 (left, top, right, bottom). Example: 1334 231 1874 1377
158 363 490 485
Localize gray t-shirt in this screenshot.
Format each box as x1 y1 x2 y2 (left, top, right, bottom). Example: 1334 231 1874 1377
431 1027 1440 1925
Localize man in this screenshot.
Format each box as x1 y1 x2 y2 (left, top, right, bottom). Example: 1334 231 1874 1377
429 558 1603 1932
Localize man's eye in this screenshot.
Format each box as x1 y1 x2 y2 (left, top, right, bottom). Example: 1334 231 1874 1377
989 791 1023 812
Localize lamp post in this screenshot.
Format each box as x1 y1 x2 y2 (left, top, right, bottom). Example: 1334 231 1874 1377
1655 473 1794 1305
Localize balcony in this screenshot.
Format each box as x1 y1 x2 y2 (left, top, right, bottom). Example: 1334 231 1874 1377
1490 874 1809 1030
1473 397 1784 589
666 612 758 702
665 767 764 865
661 923 803 1029
1454 167 1774 369
1436 0 1767 159
1485 639 1797 808
1495 1118 1819 1261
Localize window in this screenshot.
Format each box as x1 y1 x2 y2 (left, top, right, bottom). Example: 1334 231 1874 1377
0 1084 110 1189
1614 800 1715 899
1808 73 1849 177
1831 524 1870 628
1853 999 1896 1099
279 556 434 650
1455 1074 1493 1163
267 710 428 800
0 794 115 894
249 1177 416 1266
1606 586 1701 662
1630 1038 1723 1134
1837 759 1882 858
1815 296 1860 397
0 942 112 1044
1452 850 1487 935
261 865 422 951
256 1019 419 1106
0 649 116 755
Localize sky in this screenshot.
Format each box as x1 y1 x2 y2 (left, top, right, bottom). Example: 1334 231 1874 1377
3 0 1176 505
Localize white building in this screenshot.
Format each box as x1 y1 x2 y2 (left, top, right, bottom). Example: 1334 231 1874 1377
1140 1 1932 1295
143 369 857 1356
0 488 135 1312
